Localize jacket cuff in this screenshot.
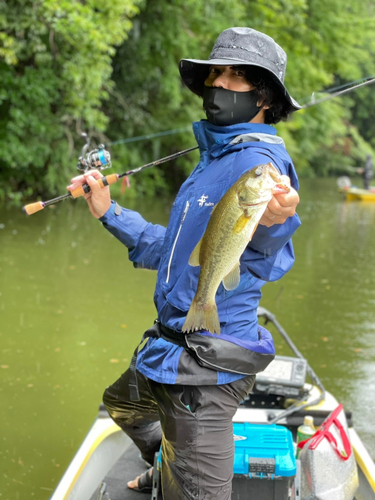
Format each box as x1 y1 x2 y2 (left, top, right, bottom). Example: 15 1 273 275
99 200 117 222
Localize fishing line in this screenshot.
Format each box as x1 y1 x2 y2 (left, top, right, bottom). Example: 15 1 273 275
108 126 192 146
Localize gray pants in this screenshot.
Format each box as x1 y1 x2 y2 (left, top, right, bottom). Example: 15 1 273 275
103 368 255 500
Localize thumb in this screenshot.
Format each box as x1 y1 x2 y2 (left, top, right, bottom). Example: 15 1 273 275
280 175 291 187
86 175 101 193
273 175 291 194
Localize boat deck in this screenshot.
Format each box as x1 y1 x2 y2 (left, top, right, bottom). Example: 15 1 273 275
86 397 355 500
51 389 375 500
89 441 154 500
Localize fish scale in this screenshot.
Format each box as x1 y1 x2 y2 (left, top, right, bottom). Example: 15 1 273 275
182 162 288 334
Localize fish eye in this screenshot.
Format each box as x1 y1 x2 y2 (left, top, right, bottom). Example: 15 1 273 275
255 166 263 176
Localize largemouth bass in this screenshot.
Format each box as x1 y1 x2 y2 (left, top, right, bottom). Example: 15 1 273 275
182 162 289 335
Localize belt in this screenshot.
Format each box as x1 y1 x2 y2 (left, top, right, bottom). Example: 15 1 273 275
129 320 189 401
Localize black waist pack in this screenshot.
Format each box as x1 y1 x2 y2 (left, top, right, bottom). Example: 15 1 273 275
129 320 274 401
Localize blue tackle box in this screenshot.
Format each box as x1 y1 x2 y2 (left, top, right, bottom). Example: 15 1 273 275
232 422 297 500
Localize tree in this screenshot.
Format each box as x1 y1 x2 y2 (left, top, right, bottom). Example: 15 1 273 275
106 0 375 191
0 0 141 202
1 0 375 203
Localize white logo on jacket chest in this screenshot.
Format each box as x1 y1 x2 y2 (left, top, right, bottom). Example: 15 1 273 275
197 195 214 207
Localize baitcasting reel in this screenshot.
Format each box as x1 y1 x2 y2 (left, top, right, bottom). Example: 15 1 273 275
76 133 112 173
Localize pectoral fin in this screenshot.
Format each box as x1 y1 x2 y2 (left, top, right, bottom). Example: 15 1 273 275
249 222 259 241
223 262 240 291
233 213 252 234
188 238 202 266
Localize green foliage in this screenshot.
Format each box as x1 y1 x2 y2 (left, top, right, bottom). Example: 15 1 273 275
0 0 375 203
0 0 141 202
105 0 247 197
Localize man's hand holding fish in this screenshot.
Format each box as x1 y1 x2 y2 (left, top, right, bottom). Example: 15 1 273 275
259 175 300 227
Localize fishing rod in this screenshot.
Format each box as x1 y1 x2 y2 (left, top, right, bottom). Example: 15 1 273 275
22 74 375 216
302 75 375 108
23 145 198 215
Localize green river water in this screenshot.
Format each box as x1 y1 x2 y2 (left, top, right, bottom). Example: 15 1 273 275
1 177 375 499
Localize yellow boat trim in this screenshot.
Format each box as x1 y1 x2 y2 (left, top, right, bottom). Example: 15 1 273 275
345 190 375 202
352 441 375 492
63 424 121 500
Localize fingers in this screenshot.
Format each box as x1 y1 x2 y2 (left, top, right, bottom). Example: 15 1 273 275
269 191 298 214
67 170 103 192
259 205 284 227
272 175 291 195
259 176 299 227
66 169 111 219
84 170 103 181
280 175 291 187
70 170 103 183
85 174 102 194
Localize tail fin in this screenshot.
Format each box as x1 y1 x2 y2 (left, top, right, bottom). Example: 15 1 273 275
182 299 221 334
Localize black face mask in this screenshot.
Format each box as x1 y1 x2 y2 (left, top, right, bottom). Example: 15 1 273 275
202 86 262 126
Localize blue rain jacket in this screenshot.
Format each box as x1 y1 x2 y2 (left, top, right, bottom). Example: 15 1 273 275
100 120 301 385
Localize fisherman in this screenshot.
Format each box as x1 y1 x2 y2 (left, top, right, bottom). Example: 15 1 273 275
68 27 301 500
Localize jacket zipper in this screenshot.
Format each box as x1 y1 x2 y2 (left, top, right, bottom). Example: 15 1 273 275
166 200 190 284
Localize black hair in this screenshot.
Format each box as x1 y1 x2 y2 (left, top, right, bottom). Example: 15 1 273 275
243 66 290 124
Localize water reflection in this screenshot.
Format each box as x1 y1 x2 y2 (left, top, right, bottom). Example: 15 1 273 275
1 178 375 498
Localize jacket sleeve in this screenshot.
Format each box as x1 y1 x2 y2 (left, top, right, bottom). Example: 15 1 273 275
99 201 166 270
242 214 301 281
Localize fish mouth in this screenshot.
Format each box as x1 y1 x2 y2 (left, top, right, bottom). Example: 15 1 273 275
241 198 270 208
242 201 263 207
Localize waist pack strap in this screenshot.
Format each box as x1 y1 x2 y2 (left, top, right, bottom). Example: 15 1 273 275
128 322 159 401
129 320 188 401
158 321 189 348
129 321 274 400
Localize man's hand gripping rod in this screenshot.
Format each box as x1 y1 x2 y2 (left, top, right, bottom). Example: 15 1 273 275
23 146 198 215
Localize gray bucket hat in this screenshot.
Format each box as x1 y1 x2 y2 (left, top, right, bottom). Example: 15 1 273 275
179 27 301 112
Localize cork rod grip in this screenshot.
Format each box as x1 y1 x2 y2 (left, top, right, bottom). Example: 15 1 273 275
70 174 119 198
98 174 119 188
70 185 86 198
22 202 45 215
